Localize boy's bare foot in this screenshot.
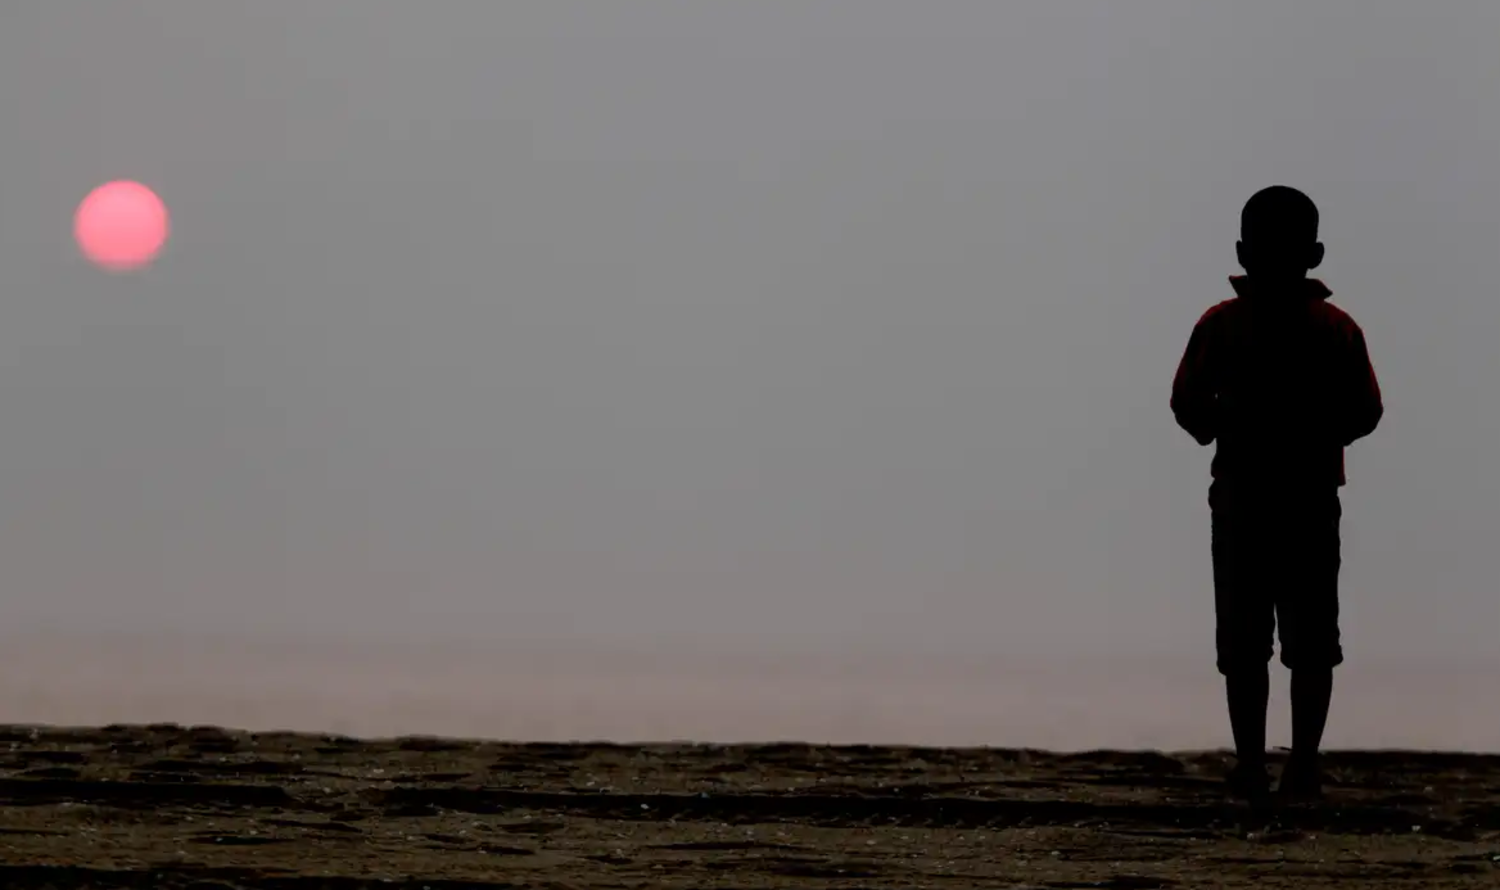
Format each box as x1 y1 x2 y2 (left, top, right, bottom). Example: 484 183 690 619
1276 755 1325 801
1225 762 1271 804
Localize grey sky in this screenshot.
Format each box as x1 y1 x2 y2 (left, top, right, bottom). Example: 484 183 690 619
0 2 1495 669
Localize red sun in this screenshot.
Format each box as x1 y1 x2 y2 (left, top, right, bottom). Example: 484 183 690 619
74 180 170 271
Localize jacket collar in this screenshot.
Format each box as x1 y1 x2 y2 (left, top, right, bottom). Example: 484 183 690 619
1229 275 1331 302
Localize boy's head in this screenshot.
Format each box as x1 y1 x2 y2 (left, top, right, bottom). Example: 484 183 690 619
1236 185 1324 283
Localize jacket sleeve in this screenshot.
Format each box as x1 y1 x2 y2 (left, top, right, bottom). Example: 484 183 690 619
1338 322 1383 446
1170 312 1218 446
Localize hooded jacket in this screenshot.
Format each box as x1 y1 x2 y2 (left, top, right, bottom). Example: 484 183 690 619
1171 276 1383 489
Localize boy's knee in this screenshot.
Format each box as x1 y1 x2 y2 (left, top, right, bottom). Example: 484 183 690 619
1280 646 1344 671
1216 629 1274 676
1216 651 1273 677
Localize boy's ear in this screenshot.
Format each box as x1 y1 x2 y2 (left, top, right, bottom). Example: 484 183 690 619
1235 240 1248 270
1307 241 1325 271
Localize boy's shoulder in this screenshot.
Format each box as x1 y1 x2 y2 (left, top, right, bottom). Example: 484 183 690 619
1310 298 1363 331
1193 296 1243 329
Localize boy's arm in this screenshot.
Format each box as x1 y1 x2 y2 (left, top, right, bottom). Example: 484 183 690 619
1171 312 1218 446
1338 321 1383 446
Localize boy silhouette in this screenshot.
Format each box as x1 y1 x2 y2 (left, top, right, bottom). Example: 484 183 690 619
1171 186 1383 802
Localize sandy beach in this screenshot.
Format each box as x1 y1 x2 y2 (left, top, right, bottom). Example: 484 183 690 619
1 634 1498 887
2 722 1499 888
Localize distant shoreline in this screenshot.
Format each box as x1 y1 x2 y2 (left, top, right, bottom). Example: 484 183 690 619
4 722 1499 757
3 630 1497 752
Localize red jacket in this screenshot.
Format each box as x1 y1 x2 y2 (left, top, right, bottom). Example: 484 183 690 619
1171 276 1383 488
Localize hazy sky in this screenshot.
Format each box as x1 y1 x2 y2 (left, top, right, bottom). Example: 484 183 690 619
0 2 1495 665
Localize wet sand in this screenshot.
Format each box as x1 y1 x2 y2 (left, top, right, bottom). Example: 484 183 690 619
1 722 1498 888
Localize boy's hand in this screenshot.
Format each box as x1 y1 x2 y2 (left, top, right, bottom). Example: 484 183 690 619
1171 312 1219 445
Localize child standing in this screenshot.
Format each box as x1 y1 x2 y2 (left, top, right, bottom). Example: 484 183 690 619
1171 186 1383 802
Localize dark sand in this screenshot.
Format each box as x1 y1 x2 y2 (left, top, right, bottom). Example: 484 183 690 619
1 724 1497 888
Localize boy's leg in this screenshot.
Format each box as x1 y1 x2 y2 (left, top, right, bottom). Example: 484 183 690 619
1210 489 1276 795
1290 667 1334 760
1225 667 1270 769
1277 491 1344 796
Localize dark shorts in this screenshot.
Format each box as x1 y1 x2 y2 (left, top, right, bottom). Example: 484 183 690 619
1209 481 1344 675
